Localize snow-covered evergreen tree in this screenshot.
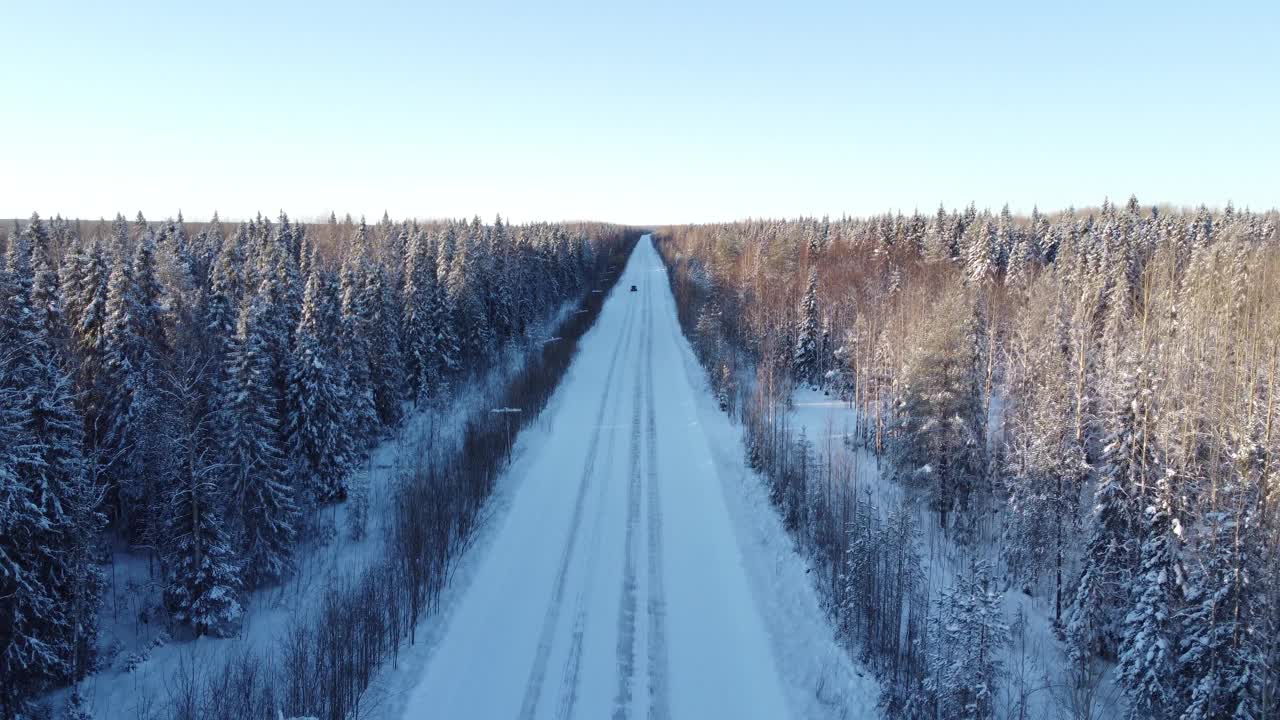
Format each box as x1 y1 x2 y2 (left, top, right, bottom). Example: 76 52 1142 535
339 222 380 446
162 365 243 637
286 269 354 504
965 216 997 285
889 296 986 530
448 220 494 367
1177 454 1266 720
1067 354 1156 662
925 561 1008 719
0 218 104 700
222 290 299 587
793 268 819 387
366 262 406 428
98 246 154 534
1117 469 1183 720
402 229 440 404
487 215 516 344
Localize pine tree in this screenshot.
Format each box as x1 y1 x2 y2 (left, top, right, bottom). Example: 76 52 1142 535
254 236 304 465
206 224 245 350
31 250 69 363
131 229 168 362
157 221 204 368
924 204 952 262
890 297 986 530
77 239 110 335
1002 286 1084 621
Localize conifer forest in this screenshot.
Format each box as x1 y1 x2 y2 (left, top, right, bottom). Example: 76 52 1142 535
656 201 1280 719
4 3 1277 719
2 200 1277 719
0 212 637 718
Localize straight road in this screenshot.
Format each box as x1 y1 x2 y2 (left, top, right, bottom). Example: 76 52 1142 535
400 236 790 719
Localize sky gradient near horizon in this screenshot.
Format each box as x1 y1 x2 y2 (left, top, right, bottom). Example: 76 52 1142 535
3 0 1278 225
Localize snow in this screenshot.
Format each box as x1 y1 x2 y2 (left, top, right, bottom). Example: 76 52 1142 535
389 236 878 719
64 237 879 719
58 297 584 720
784 386 1126 719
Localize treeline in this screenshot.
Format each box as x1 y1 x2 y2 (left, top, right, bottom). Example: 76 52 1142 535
165 231 638 720
655 199 1279 719
0 210 633 717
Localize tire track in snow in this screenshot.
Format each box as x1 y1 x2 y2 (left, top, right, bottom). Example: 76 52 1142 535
520 284 638 720
643 277 671 720
555 293 640 720
610 279 647 720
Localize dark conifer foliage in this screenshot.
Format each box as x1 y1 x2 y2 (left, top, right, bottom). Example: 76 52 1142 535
0 210 628 713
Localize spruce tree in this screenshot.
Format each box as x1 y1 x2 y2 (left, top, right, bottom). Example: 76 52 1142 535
0 380 56 715
223 290 298 587
366 263 406 428
1067 356 1153 662
162 366 242 637
339 222 380 445
925 561 1008 719
448 220 493 366
98 247 158 535
286 270 354 503
965 217 997 285
1178 459 1266 720
0 219 104 701
1118 470 1183 720
402 229 440 404
487 215 515 344
793 268 820 386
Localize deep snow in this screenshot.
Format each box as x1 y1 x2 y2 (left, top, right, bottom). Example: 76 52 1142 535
60 301 582 720
785 387 1125 719
394 236 878 719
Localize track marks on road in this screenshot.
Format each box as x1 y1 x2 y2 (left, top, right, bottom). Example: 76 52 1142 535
520 288 638 720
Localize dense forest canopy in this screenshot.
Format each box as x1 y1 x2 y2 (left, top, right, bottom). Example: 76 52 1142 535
656 198 1279 719
4 196 1278 718
0 210 631 716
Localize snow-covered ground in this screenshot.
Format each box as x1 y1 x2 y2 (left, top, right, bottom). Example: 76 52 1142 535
64 301 582 720
388 236 879 719
786 388 1125 720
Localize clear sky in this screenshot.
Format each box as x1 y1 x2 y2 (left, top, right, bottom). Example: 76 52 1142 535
3 0 1277 225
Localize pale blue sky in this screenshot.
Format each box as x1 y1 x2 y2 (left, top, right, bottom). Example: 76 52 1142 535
3 0 1277 224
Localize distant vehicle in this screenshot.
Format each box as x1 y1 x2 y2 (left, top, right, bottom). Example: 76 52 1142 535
630 285 638 292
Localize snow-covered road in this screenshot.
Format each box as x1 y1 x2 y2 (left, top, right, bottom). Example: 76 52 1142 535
399 236 821 719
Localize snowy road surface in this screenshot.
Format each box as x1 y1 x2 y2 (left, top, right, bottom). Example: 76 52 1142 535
399 236 796 719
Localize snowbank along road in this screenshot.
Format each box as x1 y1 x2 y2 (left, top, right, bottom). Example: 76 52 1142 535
401 236 793 719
